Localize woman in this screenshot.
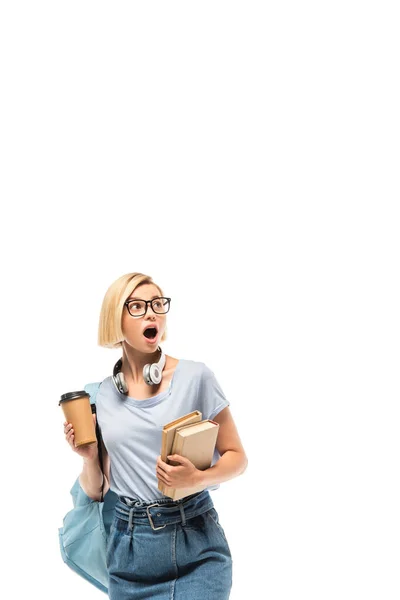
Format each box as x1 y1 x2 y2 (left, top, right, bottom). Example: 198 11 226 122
63 271 248 600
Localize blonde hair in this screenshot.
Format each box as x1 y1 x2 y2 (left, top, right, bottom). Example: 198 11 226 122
97 272 168 349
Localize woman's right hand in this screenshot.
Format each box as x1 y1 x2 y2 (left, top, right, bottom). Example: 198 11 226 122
64 413 99 461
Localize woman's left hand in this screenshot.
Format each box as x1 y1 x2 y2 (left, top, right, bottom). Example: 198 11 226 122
156 454 201 488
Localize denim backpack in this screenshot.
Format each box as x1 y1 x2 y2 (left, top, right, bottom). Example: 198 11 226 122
58 381 119 594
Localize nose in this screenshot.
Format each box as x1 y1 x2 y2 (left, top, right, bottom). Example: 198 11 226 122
145 302 158 316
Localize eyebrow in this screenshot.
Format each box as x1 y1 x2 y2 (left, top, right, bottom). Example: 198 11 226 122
128 295 160 301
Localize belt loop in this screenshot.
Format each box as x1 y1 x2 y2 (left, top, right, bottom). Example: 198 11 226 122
179 502 186 526
128 507 134 531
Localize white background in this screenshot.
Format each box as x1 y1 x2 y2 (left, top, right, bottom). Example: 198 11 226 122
1 2 399 599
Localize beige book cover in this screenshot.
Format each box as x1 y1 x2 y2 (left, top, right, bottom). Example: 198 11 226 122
161 419 220 501
157 411 202 495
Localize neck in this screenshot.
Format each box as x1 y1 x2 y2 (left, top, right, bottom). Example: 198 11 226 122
121 343 161 384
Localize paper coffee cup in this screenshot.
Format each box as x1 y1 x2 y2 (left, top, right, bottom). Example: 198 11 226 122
59 390 97 447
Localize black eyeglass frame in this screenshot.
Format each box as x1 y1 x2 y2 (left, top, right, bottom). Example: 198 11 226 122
123 296 171 318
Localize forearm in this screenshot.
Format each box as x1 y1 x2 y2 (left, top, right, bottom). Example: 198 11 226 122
79 455 104 500
197 451 248 487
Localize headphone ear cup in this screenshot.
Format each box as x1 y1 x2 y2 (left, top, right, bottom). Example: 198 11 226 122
115 371 128 394
148 363 162 385
143 364 152 385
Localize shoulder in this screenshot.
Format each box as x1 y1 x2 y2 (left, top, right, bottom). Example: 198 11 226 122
83 379 109 404
83 381 101 399
171 358 211 383
180 359 215 382
196 360 215 379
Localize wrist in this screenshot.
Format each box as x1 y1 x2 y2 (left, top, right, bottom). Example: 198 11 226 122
83 455 100 465
196 468 206 487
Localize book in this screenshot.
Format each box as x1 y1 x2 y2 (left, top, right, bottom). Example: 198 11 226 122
157 411 202 496
159 413 220 501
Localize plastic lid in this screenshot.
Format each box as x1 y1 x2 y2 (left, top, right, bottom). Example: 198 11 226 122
59 390 89 405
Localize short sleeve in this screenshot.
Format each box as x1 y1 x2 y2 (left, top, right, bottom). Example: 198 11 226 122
197 363 230 421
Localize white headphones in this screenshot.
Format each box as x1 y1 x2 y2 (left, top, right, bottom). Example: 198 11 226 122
112 345 166 394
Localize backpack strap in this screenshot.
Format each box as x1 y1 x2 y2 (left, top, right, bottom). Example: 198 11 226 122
83 381 105 502
83 382 102 407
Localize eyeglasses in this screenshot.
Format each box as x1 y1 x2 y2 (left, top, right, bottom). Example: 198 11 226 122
124 296 171 317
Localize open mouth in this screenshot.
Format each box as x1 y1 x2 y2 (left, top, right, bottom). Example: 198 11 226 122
143 327 158 340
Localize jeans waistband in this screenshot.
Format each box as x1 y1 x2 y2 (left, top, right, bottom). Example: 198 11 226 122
115 489 214 531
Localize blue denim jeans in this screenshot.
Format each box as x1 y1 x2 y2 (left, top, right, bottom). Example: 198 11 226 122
106 489 233 599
